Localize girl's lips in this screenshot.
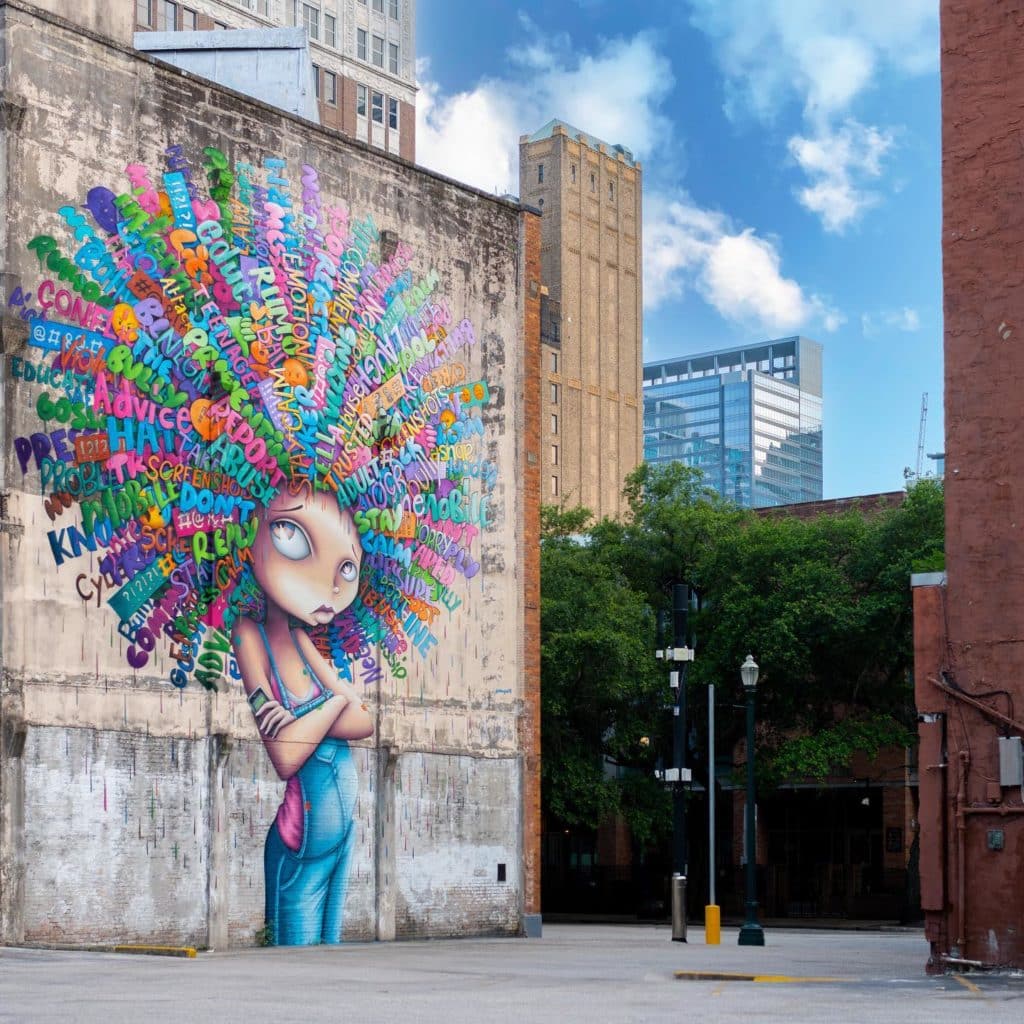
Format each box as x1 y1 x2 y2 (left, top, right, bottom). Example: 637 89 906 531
311 605 336 623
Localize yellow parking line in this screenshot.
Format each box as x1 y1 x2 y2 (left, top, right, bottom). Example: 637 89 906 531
952 974 983 995
674 970 850 984
112 945 197 958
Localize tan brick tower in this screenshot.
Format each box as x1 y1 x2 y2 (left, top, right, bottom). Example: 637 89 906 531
519 121 643 520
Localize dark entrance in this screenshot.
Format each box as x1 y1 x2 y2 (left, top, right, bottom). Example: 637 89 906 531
759 787 899 919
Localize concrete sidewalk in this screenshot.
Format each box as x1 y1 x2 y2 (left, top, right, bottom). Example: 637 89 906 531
2 923 1022 1024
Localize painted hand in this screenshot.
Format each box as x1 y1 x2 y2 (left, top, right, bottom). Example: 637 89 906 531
254 699 295 739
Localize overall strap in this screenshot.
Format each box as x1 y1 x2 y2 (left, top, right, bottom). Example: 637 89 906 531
256 622 291 710
289 630 326 700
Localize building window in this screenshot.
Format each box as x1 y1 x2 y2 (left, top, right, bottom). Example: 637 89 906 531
609 180 615 200
551 445 559 467
388 97 399 129
325 70 337 106
372 34 385 67
312 64 320 100
551 351 558 373
590 172 596 192
390 0 399 17
389 42 399 74
161 0 178 30
537 163 544 184
551 413 558 434
182 6 196 29
372 0 384 11
571 163 576 183
371 91 384 124
551 476 559 497
357 83 367 116
301 2 319 39
137 0 153 27
550 383 558 403
357 28 367 60
214 20 228 29
324 13 336 47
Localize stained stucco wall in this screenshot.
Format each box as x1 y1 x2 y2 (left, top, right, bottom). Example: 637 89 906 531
0 0 536 947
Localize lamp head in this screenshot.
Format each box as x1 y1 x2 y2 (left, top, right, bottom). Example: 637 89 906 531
740 654 759 691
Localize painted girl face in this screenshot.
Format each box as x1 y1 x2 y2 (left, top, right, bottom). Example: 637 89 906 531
252 488 363 626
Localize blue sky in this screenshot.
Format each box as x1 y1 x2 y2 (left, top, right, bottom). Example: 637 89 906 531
415 0 942 499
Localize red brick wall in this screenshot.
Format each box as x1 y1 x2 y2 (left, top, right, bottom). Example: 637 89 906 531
340 74 357 141
928 0 1024 969
398 101 415 163
519 209 542 918
755 492 906 520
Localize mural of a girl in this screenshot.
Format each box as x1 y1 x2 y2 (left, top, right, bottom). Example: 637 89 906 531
21 149 492 947
234 484 372 946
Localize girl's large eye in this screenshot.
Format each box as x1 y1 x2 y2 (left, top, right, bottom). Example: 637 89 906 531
269 520 311 560
339 559 358 582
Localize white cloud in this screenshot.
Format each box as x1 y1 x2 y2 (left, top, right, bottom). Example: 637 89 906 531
416 31 673 196
689 0 938 232
418 20 838 331
788 120 895 232
645 193 843 333
862 307 922 337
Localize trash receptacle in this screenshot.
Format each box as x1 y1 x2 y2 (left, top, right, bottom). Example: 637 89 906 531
671 873 687 942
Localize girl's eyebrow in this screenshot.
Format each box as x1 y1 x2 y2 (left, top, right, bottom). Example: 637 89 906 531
274 505 306 513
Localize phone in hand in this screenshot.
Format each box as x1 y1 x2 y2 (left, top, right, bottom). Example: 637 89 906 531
247 687 271 714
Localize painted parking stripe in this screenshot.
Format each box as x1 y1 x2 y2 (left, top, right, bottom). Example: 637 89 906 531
674 970 850 983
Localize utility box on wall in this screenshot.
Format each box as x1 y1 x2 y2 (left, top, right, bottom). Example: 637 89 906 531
998 737 1023 788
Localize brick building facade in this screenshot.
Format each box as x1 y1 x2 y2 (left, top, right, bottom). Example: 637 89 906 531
913 0 1024 972
134 0 416 161
519 121 643 521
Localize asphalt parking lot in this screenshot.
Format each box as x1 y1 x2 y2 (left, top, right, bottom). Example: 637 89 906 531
2 923 1023 1024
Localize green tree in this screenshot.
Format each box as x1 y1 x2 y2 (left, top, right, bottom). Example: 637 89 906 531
540 505 669 845
539 471 945 846
691 479 944 781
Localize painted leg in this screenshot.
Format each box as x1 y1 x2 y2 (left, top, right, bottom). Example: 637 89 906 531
265 825 335 946
321 818 356 944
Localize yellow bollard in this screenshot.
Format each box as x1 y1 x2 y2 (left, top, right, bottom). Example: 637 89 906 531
705 904 721 945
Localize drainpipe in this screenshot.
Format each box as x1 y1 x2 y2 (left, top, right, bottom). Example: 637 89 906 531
955 751 968 953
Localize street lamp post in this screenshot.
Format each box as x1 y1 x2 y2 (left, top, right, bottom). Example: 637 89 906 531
737 654 765 947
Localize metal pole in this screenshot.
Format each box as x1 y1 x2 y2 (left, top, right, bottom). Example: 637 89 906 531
709 683 715 907
671 584 689 942
705 682 720 944
738 685 765 946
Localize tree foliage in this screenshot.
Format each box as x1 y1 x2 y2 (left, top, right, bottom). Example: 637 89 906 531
540 505 669 846
539 468 944 844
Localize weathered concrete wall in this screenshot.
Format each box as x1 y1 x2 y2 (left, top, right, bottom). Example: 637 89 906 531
0 0 538 948
23 0 132 44
913 0 1024 971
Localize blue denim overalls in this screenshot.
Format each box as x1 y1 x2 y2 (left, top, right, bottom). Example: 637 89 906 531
259 625 359 945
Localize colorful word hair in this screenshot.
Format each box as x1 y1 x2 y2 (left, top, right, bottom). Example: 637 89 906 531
15 146 495 689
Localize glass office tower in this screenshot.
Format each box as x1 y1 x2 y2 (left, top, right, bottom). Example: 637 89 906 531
642 337 822 508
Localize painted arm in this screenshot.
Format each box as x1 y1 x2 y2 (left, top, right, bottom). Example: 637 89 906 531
232 617 347 780
293 629 375 741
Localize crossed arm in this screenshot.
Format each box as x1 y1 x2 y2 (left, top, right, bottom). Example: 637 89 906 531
232 618 374 781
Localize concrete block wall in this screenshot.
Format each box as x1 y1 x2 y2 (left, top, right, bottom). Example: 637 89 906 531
0 0 538 948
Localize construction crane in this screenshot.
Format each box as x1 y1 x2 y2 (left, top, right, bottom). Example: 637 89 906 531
916 392 928 479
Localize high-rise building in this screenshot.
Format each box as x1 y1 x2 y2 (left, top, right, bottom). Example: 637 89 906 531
642 337 823 508
519 120 643 520
135 0 416 160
